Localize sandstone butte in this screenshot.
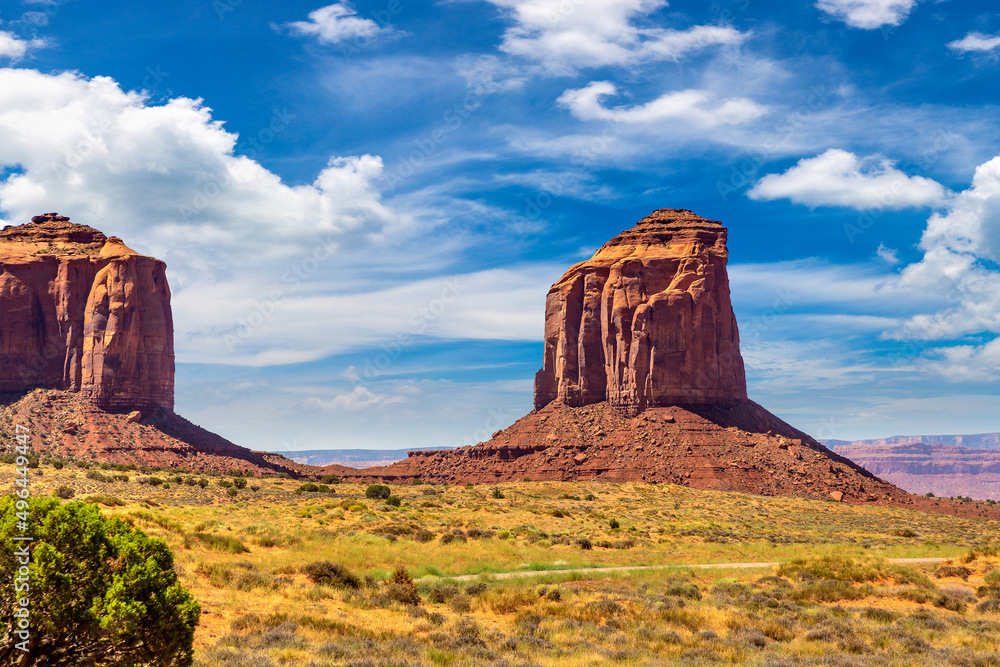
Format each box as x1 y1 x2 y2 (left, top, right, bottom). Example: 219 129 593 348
334 209 999 519
0 214 306 475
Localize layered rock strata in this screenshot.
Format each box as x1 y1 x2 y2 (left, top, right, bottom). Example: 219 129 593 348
534 209 746 414
0 214 172 411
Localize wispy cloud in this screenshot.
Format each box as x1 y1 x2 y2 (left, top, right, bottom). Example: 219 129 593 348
947 32 1000 54
816 0 918 30
483 0 745 73
0 30 43 60
557 82 767 128
281 2 397 44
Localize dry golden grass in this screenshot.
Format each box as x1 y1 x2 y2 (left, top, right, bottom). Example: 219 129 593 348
7 459 1000 666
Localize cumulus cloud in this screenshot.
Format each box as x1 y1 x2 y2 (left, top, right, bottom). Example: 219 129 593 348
282 2 394 44
484 0 745 73
0 69 392 256
885 156 1000 342
0 68 563 368
923 339 1000 383
748 149 948 210
557 81 767 128
0 68 394 361
947 32 1000 54
816 0 918 29
0 30 42 60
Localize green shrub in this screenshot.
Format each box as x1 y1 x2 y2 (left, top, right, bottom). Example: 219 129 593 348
301 561 361 588
491 487 505 499
609 518 620 529
53 485 75 499
86 470 112 483
366 484 391 500
386 496 402 507
85 495 126 507
384 565 420 605
320 475 341 484
198 478 209 489
298 483 320 493
232 477 248 489
0 497 200 666
192 532 249 554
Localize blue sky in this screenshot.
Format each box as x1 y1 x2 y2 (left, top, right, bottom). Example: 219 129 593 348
1 0 999 450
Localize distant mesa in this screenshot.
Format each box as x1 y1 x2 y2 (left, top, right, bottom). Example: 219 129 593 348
833 439 1000 501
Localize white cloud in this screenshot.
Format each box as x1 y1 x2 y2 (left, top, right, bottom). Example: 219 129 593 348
0 30 42 60
876 243 900 264
454 55 526 95
283 3 393 44
303 386 411 411
947 32 1000 54
880 155 1000 343
484 0 745 73
748 149 949 209
923 339 1000 382
816 0 917 29
557 81 767 128
0 67 414 366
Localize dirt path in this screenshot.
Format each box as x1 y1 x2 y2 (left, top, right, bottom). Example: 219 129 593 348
427 557 950 582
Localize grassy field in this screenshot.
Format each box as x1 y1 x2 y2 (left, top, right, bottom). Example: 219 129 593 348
7 459 1000 666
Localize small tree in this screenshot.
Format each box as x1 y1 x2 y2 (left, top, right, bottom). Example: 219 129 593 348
0 497 200 666
365 484 391 500
232 477 247 490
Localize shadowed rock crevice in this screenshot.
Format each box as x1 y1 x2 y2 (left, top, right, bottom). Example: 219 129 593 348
534 209 746 414
0 213 172 411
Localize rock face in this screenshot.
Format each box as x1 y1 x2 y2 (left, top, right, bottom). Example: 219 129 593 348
0 213 173 411
534 209 746 414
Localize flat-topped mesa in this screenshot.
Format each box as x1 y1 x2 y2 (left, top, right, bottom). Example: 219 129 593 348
0 214 173 411
534 208 747 414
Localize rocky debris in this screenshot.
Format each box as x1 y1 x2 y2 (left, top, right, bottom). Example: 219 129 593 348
534 209 746 414
0 388 310 476
835 442 1000 501
337 399 883 496
0 214 172 411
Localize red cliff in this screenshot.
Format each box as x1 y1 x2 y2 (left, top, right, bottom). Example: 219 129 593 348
0 213 173 411
534 209 746 414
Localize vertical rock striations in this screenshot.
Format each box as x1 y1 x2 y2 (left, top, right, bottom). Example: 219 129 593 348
0 213 173 411
534 209 747 414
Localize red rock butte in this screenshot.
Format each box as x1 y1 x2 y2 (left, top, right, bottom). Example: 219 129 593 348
0 213 173 411
534 208 746 414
